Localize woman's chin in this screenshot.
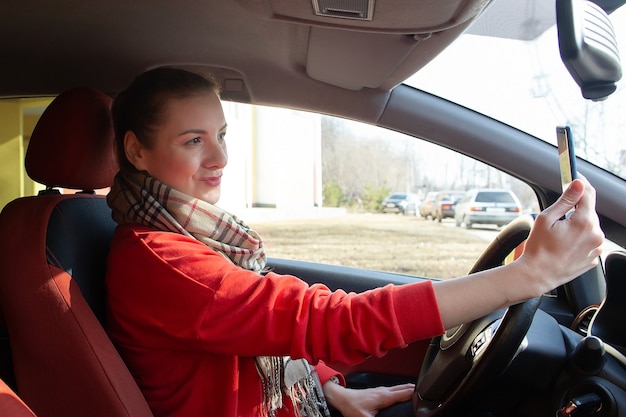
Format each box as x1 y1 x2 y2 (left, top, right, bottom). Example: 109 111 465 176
198 191 220 205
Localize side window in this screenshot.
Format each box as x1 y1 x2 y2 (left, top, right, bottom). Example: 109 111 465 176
0 96 108 207
0 97 55 208
219 104 539 280
0 99 539 280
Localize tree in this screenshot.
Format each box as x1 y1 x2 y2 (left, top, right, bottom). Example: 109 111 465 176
322 116 424 205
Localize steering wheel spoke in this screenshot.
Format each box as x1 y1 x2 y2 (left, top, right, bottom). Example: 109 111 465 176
413 214 540 417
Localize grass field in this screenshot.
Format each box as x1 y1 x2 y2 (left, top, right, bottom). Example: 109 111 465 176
250 213 493 279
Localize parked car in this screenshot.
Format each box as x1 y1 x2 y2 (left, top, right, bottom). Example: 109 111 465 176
0 1 625 417
419 191 438 219
433 191 466 222
402 194 422 216
381 192 419 214
454 189 523 229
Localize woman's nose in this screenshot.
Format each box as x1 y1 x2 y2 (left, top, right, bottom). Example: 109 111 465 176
204 137 228 168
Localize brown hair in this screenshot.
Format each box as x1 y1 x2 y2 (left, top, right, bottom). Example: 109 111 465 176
112 67 221 173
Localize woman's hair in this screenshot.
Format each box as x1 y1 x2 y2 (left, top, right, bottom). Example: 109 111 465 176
112 67 221 173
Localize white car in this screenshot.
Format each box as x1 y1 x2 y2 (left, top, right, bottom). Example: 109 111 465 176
455 189 523 229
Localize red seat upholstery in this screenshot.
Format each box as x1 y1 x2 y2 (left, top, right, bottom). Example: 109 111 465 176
0 88 154 417
0 378 36 417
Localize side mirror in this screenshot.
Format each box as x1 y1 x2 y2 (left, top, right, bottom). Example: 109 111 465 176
556 0 622 101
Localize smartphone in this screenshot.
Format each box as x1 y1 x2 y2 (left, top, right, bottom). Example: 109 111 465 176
557 125 577 193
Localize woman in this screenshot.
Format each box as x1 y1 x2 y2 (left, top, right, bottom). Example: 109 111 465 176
105 68 604 417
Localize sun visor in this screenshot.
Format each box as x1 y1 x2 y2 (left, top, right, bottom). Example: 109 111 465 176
234 0 492 91
306 28 423 90
305 20 474 91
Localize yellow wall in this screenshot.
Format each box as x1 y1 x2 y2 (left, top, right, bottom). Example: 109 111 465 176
0 98 53 210
0 101 23 209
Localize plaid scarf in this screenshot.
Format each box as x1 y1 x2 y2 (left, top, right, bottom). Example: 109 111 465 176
107 170 330 417
107 170 266 272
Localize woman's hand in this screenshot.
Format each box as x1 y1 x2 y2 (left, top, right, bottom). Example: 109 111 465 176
322 381 414 417
516 176 604 296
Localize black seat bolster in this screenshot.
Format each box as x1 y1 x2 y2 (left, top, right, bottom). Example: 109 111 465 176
46 197 117 324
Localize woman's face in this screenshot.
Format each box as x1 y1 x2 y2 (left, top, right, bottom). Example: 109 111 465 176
126 92 228 204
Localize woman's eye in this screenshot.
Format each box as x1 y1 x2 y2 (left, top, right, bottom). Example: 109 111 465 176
218 132 226 141
187 137 202 145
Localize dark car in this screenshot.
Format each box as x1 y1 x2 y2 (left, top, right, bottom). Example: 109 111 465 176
0 1 625 417
433 191 466 222
381 192 418 214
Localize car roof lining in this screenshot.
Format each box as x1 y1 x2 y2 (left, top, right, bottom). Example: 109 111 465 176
0 0 485 101
2 0 621 106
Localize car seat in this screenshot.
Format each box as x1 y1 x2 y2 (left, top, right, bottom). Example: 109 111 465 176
0 378 36 417
0 88 154 417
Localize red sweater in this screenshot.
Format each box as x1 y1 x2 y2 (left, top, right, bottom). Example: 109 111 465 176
105 224 444 417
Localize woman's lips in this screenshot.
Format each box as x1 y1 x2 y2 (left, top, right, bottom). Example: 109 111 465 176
201 174 222 187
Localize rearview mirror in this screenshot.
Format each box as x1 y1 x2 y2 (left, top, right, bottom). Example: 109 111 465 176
556 0 622 101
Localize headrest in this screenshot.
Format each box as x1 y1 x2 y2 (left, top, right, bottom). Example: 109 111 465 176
25 87 118 191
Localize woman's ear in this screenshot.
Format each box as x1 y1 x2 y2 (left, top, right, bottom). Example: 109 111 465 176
124 131 147 171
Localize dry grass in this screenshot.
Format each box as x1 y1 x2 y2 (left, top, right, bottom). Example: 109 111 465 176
250 213 492 279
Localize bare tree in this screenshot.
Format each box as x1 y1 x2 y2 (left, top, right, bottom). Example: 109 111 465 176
322 116 422 199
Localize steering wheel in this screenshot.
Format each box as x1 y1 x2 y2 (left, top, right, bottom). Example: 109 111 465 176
413 214 541 417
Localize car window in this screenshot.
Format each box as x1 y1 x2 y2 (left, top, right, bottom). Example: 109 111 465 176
220 104 540 280
10 93 621 276
3 97 617 280
0 98 538 280
442 193 464 202
0 97 56 208
475 192 516 204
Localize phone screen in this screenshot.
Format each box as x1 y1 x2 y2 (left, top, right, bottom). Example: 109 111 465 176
557 126 577 193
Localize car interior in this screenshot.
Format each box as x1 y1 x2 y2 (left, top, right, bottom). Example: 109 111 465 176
0 0 625 417
0 88 153 416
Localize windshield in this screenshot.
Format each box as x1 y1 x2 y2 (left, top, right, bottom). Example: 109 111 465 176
406 3 626 180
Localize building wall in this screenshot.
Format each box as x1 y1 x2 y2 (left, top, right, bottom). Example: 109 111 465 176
218 102 323 214
249 105 322 210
